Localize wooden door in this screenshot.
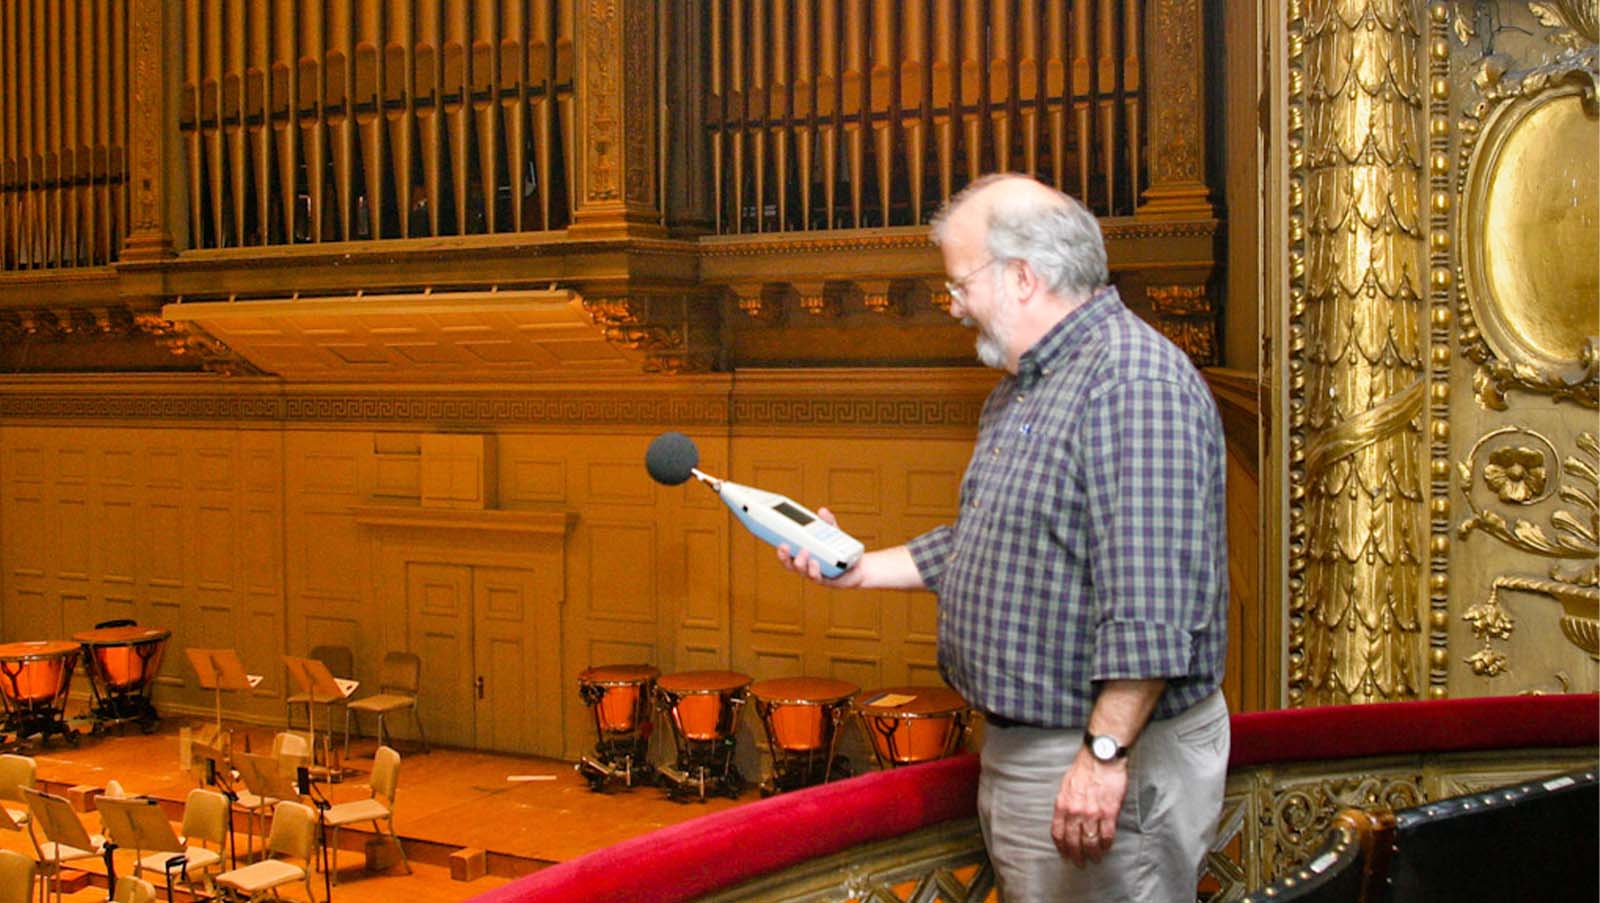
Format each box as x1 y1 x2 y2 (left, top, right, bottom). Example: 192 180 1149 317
471 566 554 755
405 561 475 748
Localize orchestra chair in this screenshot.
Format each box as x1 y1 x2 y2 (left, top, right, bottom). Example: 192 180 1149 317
100 789 228 895
343 652 428 758
285 646 354 735
111 876 156 903
19 788 105 903
0 755 34 830
0 850 33 903
322 745 410 882
234 735 307 860
212 801 318 903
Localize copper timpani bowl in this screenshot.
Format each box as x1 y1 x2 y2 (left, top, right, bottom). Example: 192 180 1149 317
748 676 859 752
855 685 971 766
578 664 660 734
655 670 751 741
0 641 80 705
73 626 171 691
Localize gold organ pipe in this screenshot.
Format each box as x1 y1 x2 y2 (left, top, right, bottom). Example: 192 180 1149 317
555 0 575 222
529 0 553 230
729 0 745 232
225 0 246 247
749 0 770 233
959 0 983 183
111 0 124 256
472 0 498 233
708 0 725 232
205 0 225 247
1124 0 1141 205
843 0 865 226
500 0 526 232
355 0 383 238
1018 0 1041 179
416 0 442 236
384 0 412 236
932 0 955 209
444 1 468 234
46 0 60 265
185 0 203 250
63 0 78 263
818 0 839 226
870 0 893 225
1097 0 1116 208
328 0 354 240
1046 2 1066 191
248 0 270 244
987 0 1012 174
272 0 297 242
22 0 36 265
793 0 813 227
770 0 790 231
298 0 324 242
2 1 13 265
1071 0 1092 201
901 0 928 222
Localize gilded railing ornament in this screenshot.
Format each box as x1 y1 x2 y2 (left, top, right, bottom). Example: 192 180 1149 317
1459 430 1600 671
1453 26 1598 411
1292 0 1429 705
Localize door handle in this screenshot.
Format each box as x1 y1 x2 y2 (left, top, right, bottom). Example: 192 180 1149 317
476 675 485 700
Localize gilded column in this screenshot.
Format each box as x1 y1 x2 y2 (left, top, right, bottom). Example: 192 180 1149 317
1137 0 1214 219
571 0 664 238
121 0 185 260
1291 0 1428 704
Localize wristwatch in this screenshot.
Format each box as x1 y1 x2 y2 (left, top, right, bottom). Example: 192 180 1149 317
1083 730 1129 763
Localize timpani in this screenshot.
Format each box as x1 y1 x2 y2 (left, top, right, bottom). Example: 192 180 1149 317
74 625 170 735
855 686 971 768
576 664 660 790
0 641 81 748
654 670 751 801
748 676 858 795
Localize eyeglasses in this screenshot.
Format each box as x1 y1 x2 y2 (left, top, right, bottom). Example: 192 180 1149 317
944 257 1000 305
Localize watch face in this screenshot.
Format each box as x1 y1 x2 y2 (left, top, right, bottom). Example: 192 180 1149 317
1091 735 1118 760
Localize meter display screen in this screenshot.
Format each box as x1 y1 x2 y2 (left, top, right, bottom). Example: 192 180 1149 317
772 501 815 526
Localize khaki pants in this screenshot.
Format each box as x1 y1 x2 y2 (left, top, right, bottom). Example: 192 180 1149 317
976 691 1229 903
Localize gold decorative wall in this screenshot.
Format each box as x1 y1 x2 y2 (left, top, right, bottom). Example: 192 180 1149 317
1287 0 1598 703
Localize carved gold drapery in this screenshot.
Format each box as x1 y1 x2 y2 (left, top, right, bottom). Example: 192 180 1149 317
1290 0 1428 705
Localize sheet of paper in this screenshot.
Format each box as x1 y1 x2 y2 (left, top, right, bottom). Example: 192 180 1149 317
507 774 558 782
246 673 264 688
334 677 360 697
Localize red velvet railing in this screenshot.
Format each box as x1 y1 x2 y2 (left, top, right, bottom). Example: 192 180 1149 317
470 694 1598 903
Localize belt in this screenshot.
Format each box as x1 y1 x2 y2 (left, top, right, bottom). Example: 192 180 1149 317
982 710 1048 730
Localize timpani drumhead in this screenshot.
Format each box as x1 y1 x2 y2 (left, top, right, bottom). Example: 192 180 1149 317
0 641 80 703
73 627 170 690
857 685 969 764
750 676 859 752
657 670 751 740
579 664 660 732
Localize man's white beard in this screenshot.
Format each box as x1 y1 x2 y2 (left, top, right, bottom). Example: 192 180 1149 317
963 313 1011 370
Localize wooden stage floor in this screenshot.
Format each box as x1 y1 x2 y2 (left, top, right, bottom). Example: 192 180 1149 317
6 711 751 902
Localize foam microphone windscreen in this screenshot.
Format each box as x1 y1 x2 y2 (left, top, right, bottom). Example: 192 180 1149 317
645 432 699 485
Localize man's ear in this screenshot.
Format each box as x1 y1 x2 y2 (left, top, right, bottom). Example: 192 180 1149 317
1010 259 1041 305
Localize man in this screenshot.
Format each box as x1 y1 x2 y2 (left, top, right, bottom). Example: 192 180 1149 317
778 173 1230 903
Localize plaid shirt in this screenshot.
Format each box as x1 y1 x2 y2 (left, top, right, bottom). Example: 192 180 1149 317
908 287 1227 727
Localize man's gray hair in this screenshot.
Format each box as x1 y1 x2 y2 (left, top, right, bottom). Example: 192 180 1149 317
930 174 1108 297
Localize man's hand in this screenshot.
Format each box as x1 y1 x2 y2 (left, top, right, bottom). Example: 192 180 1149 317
774 507 868 588
1052 746 1127 866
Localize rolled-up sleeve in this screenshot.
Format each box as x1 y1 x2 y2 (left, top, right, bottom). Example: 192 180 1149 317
1078 377 1215 681
907 525 954 593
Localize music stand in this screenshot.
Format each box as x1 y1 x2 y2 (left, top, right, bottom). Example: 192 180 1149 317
187 648 258 737
283 656 357 782
96 796 192 900
235 751 305 874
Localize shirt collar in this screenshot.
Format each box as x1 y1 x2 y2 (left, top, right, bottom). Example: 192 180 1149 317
1014 285 1120 388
